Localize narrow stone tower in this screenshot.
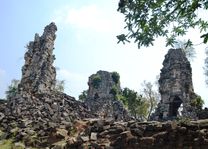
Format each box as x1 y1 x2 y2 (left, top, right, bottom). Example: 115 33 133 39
18 22 57 94
153 49 197 120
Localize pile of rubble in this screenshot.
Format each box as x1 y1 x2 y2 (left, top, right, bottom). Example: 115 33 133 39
1 22 208 149
68 118 208 149
0 23 95 148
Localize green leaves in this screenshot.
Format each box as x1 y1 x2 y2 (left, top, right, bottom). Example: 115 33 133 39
201 33 208 43
117 34 130 44
117 0 208 48
173 26 186 36
111 72 120 84
5 79 20 99
166 35 176 47
91 74 102 89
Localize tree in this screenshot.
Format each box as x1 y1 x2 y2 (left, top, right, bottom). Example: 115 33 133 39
122 88 149 120
190 95 204 110
5 79 20 99
78 90 88 101
110 85 119 96
54 80 65 92
141 81 159 120
174 40 196 61
117 0 208 48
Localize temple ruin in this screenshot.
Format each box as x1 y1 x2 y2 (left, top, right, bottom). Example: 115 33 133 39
85 70 130 121
18 22 57 94
153 49 198 120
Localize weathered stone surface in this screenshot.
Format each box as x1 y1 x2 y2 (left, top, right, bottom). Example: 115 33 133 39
2 22 207 149
198 108 208 119
0 23 96 148
67 118 208 149
85 70 131 121
87 70 121 98
19 22 57 94
152 49 197 120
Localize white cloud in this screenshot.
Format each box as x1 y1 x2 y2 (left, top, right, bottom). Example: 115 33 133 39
53 4 124 33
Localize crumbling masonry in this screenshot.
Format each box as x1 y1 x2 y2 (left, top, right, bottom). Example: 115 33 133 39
153 49 198 120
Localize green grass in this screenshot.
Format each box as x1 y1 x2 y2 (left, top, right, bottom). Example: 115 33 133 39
0 139 13 149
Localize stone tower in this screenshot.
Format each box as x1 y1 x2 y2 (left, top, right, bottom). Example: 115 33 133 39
18 22 57 94
85 70 130 121
87 70 121 99
153 49 197 120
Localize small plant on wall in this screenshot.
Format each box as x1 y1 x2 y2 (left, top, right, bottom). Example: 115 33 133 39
110 85 119 96
92 74 101 89
112 71 120 84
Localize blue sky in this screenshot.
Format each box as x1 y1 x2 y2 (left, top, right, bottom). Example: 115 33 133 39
0 0 207 106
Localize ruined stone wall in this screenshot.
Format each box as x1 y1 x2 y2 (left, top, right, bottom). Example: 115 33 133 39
87 70 121 99
0 23 96 148
18 22 57 94
153 49 197 120
68 119 208 149
85 70 130 121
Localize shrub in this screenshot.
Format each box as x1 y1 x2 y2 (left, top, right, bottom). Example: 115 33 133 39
190 96 204 109
78 90 88 101
112 72 120 84
92 74 101 88
110 85 118 96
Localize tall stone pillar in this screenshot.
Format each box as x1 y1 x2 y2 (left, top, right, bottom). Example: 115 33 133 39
153 49 197 120
18 22 57 94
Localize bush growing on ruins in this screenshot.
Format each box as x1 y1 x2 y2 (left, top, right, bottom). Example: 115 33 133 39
112 72 120 84
91 74 102 89
190 95 204 109
79 90 88 101
122 88 149 120
141 81 159 120
110 85 119 96
5 79 20 99
115 94 128 108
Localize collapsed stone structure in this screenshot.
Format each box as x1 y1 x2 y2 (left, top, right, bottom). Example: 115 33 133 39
153 49 197 120
85 70 131 121
68 118 208 149
1 23 207 148
0 23 95 147
19 23 57 94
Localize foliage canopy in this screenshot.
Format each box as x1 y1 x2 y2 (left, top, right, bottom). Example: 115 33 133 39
117 0 208 48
